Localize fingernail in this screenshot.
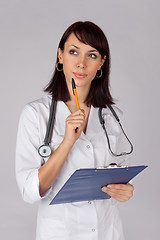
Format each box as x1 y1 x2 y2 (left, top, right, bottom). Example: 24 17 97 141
102 187 107 192
107 185 112 188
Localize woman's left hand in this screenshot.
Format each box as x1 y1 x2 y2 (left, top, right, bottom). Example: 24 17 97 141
102 183 134 202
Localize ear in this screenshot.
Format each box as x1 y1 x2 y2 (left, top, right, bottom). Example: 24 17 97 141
98 56 106 70
58 48 63 64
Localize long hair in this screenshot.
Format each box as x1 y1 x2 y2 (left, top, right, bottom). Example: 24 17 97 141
44 21 114 107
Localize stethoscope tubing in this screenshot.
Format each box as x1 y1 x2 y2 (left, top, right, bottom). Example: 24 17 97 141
98 107 133 157
44 100 57 145
39 99 133 158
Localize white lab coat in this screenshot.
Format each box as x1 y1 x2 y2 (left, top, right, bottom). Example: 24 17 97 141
16 94 127 240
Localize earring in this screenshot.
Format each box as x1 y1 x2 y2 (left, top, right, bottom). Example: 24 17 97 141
56 62 63 71
96 69 102 78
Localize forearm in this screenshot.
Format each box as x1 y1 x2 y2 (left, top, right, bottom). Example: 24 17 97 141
38 140 73 197
38 109 85 197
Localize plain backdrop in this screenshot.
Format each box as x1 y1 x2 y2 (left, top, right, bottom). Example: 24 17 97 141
0 0 159 239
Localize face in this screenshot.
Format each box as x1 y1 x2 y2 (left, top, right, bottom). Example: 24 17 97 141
58 33 106 90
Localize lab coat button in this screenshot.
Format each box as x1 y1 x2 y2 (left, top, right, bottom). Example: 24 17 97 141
86 145 90 149
92 229 95 232
88 201 92 204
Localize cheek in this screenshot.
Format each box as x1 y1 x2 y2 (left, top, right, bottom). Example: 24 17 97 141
62 57 71 74
63 55 74 71
89 63 100 76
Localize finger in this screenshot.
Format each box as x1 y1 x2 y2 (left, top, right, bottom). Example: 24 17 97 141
102 186 126 197
66 120 84 127
66 115 85 122
66 118 84 123
113 193 132 202
104 188 132 198
102 188 132 202
102 185 134 201
71 109 85 117
107 183 134 192
66 119 85 126
66 121 84 132
66 112 85 121
102 184 134 195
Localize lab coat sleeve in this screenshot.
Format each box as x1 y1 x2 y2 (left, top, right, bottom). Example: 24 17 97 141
15 104 51 204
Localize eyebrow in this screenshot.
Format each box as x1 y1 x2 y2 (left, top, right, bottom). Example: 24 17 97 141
68 44 98 53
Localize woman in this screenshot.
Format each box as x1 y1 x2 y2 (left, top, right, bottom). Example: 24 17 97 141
16 21 134 240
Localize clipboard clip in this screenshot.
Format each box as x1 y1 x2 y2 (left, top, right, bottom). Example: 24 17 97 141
97 163 128 169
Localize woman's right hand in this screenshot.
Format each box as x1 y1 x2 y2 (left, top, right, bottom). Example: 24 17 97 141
63 109 85 148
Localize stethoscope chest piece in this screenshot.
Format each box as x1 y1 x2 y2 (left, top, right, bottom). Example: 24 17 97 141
38 99 133 159
38 99 57 158
38 144 52 158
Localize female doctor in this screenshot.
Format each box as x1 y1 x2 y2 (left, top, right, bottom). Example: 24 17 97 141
16 21 134 240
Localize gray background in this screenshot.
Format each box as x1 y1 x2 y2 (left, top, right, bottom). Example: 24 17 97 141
0 0 159 239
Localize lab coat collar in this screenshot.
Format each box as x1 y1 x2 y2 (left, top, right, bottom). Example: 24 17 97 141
84 105 104 140
49 96 105 142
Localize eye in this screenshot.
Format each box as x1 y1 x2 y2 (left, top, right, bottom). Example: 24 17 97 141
89 53 97 59
69 49 78 55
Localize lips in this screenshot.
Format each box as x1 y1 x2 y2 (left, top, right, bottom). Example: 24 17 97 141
73 72 87 79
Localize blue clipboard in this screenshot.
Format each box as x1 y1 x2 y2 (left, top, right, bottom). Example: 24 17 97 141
50 165 148 205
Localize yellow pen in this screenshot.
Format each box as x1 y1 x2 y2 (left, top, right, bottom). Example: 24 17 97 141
72 78 80 109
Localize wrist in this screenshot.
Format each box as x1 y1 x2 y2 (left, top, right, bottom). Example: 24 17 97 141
60 139 73 151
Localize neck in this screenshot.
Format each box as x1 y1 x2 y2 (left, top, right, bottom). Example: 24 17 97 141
66 82 91 109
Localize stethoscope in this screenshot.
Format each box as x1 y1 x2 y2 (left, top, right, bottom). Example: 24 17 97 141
38 99 57 158
38 99 133 158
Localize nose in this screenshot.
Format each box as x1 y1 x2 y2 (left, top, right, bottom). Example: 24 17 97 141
77 55 86 69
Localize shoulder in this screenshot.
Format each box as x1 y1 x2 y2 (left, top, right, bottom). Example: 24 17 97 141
19 94 52 122
109 105 123 119
101 105 123 120
22 94 51 112
25 94 51 110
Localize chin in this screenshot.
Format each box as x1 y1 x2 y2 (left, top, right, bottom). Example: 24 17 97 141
76 82 91 89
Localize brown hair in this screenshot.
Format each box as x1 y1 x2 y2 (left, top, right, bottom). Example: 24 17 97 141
44 21 114 107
